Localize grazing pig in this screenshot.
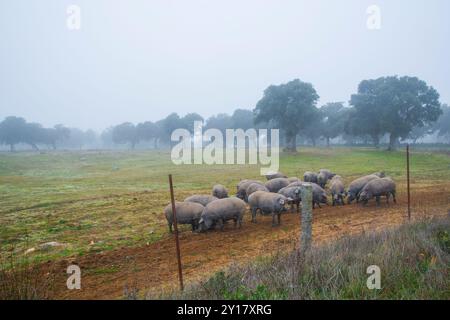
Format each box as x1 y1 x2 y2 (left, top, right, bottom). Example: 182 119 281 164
212 184 229 199
319 169 335 179
317 169 336 188
310 183 329 208
248 191 289 226
265 178 290 193
265 172 287 180
317 172 328 188
184 195 218 207
347 174 381 204
373 171 386 178
286 181 327 208
288 181 304 188
164 201 204 232
303 171 318 183
278 186 302 213
236 179 250 190
359 177 396 206
288 177 302 184
246 182 269 199
329 175 346 206
237 179 261 191
236 180 264 201
198 197 247 231
236 179 251 196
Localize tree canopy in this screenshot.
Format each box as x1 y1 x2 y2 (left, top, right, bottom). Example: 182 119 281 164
319 102 350 146
435 104 450 142
254 79 320 152
0 116 71 151
112 122 138 149
349 76 442 150
1 76 448 151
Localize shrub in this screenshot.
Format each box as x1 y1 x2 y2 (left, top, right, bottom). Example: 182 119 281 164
0 249 54 300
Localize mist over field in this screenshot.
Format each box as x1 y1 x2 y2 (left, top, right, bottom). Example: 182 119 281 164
1 0 450 132
0 1 449 302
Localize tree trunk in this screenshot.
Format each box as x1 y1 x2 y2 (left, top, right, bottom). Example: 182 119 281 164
285 135 297 152
9 144 14 152
326 137 330 147
29 143 39 151
388 134 398 151
371 135 380 148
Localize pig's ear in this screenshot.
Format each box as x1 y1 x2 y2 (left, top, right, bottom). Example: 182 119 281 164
199 218 204 224
287 197 293 202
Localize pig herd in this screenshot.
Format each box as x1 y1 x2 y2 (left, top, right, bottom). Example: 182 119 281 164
164 170 396 233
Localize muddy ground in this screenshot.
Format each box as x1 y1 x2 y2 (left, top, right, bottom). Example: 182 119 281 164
43 184 449 299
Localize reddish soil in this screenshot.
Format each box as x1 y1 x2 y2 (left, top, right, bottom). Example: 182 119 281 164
45 186 449 300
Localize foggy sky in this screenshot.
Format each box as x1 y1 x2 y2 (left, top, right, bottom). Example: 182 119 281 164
1 0 449 131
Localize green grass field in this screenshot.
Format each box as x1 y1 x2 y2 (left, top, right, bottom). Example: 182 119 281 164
1 147 449 264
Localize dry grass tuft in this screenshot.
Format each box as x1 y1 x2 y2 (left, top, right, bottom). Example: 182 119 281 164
0 248 54 300
161 216 450 300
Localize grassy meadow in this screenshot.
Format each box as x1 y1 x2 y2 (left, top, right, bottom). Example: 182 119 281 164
1 147 449 264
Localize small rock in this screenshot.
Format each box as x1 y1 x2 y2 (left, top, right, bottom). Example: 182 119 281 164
39 241 63 251
25 247 36 255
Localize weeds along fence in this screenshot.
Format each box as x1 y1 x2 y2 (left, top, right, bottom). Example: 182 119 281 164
0 248 55 300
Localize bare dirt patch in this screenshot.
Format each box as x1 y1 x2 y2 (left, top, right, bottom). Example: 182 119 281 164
44 186 449 299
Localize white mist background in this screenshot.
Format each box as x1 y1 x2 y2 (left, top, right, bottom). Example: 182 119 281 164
0 0 449 131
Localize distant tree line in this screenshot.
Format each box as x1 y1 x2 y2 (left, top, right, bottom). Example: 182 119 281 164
254 76 446 151
0 116 97 151
102 110 257 149
1 75 449 152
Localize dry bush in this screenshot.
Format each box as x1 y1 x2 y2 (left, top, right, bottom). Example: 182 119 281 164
0 250 54 300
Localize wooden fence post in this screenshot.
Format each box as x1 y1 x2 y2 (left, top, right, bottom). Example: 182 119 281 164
168 174 184 291
300 183 313 252
406 144 411 221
